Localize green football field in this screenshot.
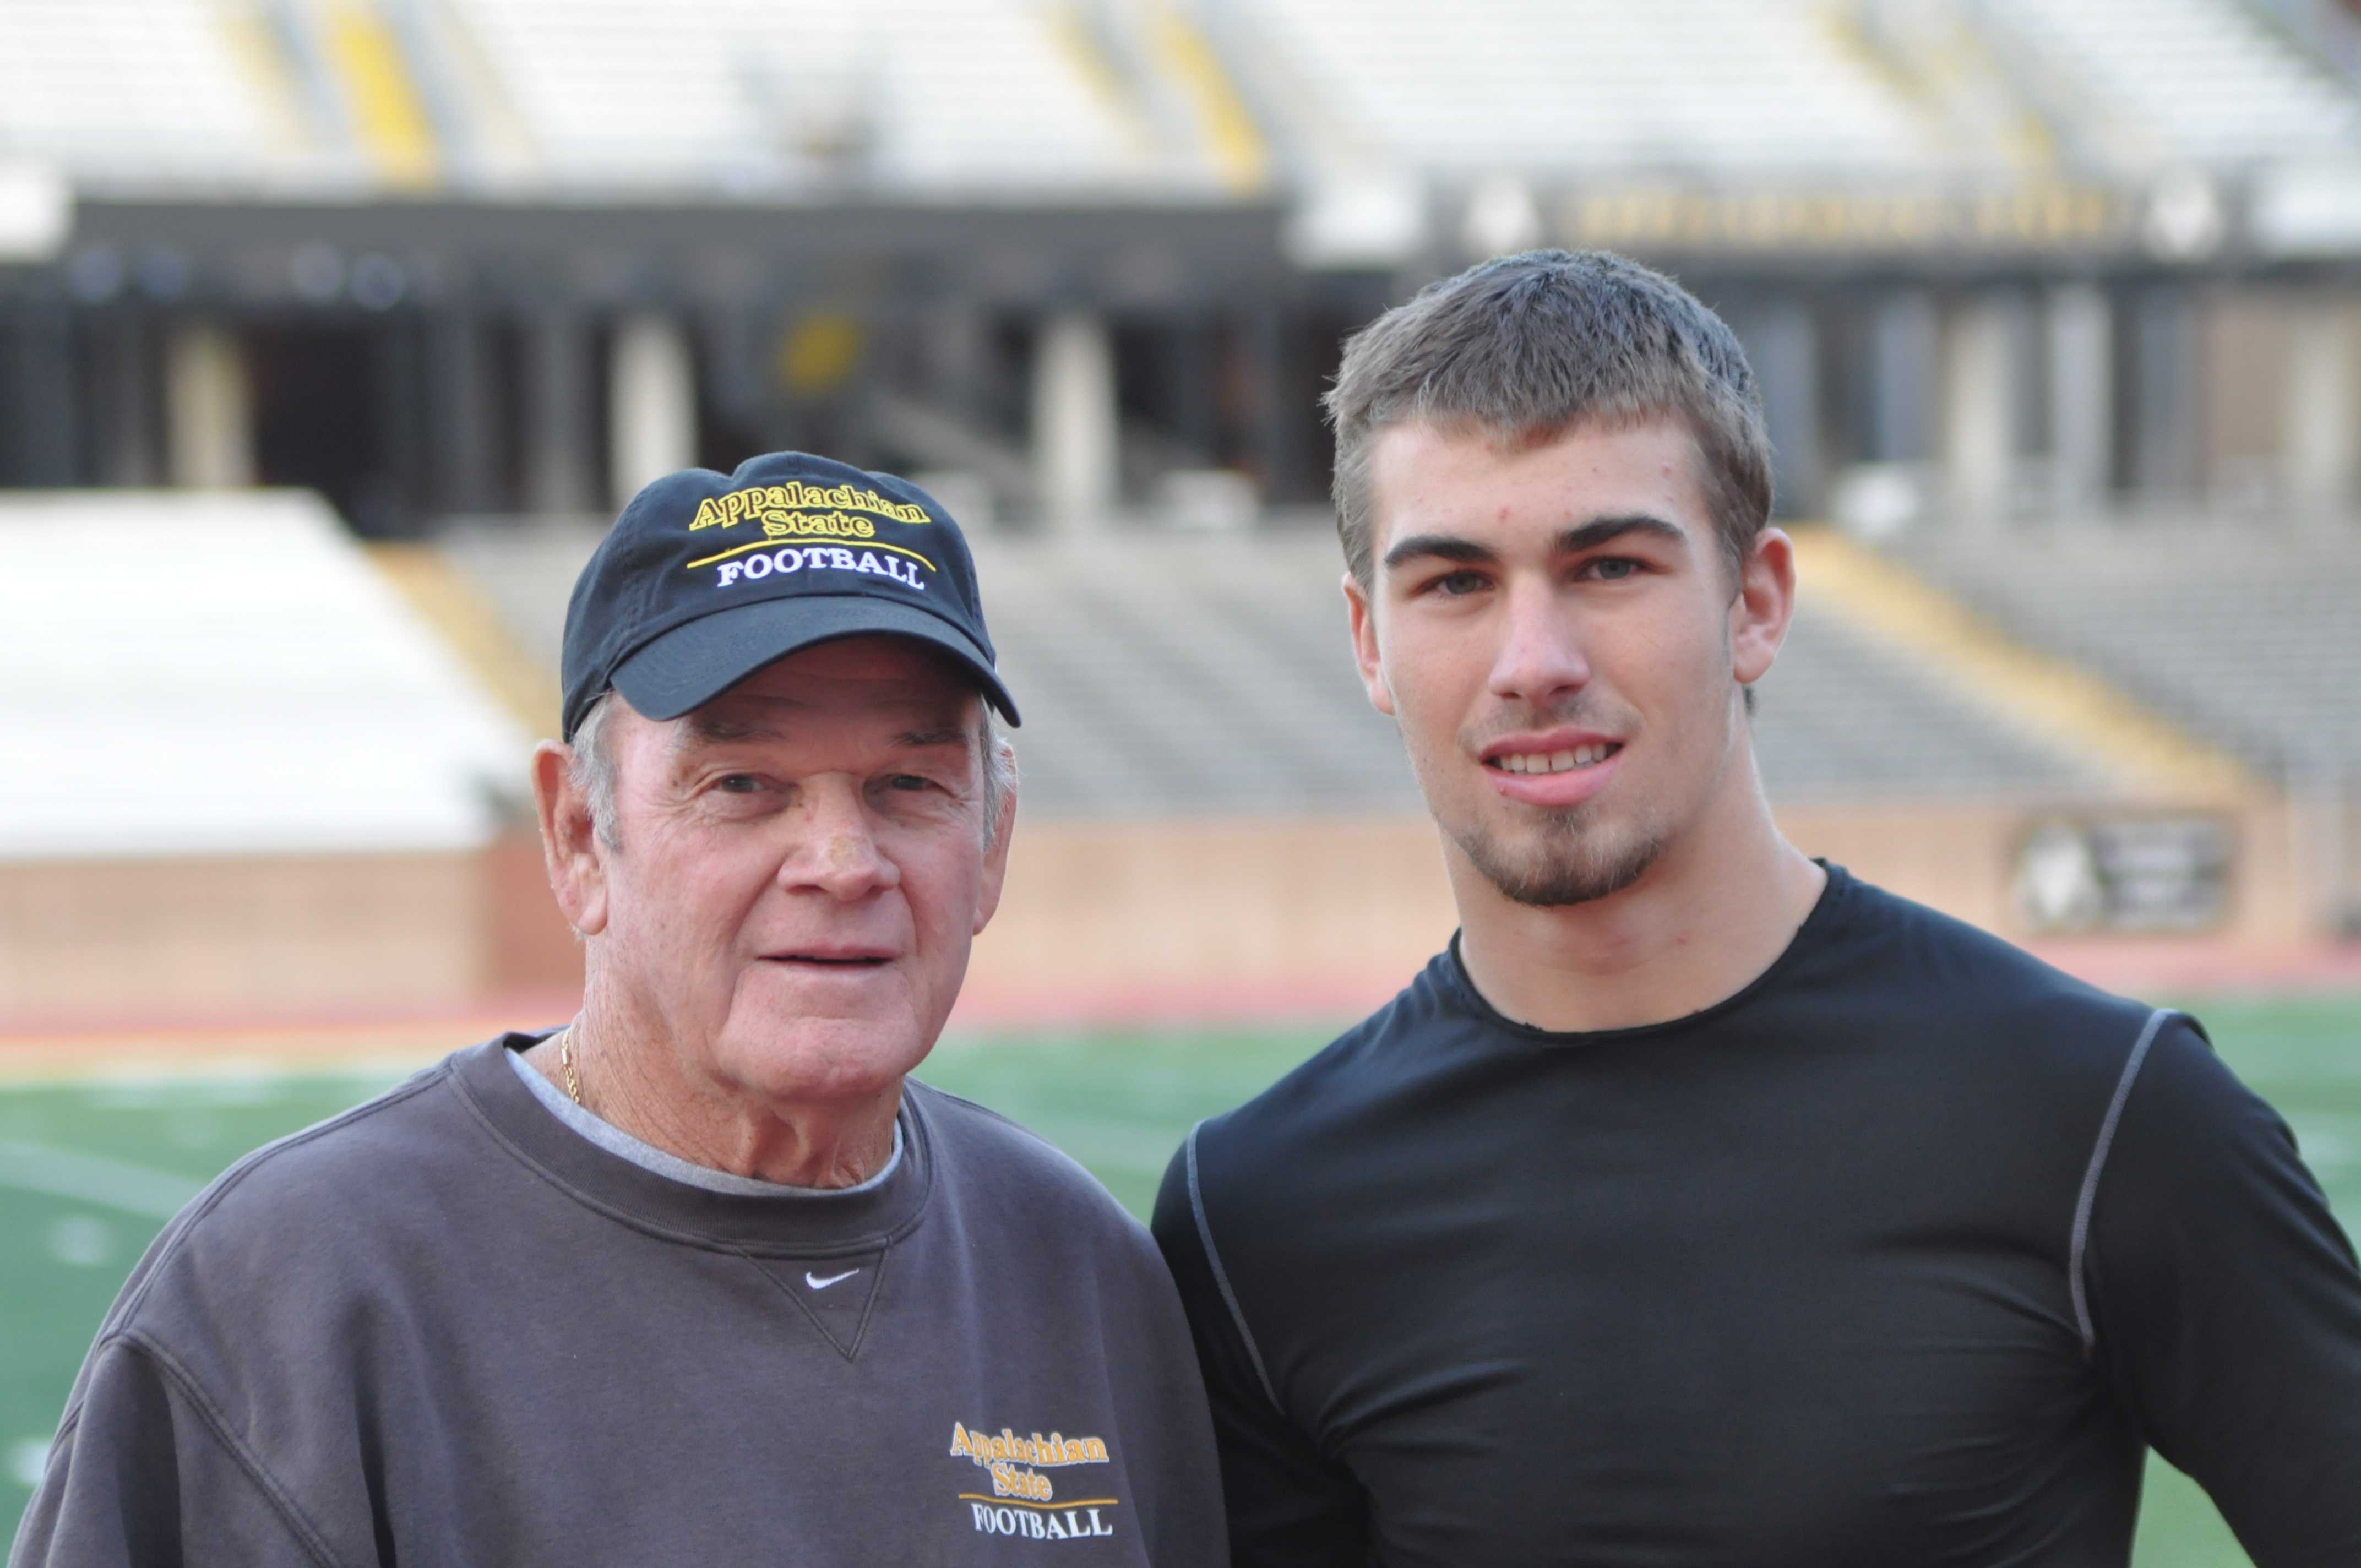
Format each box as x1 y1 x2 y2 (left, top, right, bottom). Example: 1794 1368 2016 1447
5 998 2358 1560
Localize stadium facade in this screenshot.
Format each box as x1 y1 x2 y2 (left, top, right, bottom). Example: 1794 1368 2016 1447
4 0 2360 1019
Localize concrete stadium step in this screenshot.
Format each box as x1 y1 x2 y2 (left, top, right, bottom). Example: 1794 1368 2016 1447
1896 522 2361 783
1791 528 2253 803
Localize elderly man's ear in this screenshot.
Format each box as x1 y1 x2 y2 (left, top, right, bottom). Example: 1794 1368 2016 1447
532 741 610 938
976 749 1019 935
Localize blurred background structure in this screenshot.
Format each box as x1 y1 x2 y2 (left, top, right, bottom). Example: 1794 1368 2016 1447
7 6 2361 1561
1 0 2359 1016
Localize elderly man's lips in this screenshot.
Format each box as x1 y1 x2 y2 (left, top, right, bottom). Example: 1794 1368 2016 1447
761 948 898 966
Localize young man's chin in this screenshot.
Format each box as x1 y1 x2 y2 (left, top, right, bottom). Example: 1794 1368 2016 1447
1455 817 1664 910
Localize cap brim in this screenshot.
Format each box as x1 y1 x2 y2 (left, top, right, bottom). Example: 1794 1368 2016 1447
610 596 1021 727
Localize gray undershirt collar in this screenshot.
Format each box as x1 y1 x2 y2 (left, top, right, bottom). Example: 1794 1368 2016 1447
505 1045 904 1198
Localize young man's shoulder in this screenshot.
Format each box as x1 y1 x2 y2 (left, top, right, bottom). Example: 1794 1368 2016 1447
1169 955 1462 1219
1813 868 2169 1053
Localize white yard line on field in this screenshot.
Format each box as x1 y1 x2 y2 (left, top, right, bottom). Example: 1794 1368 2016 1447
0 1139 204 1219
0 1052 434 1091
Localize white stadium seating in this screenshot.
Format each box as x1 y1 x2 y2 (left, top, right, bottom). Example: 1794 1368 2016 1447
458 0 1191 191
1240 0 1947 176
3 0 2357 193
1984 0 2361 165
0 0 291 187
0 491 528 858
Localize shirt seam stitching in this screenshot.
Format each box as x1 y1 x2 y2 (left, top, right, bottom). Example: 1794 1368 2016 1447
732 1243 886 1363
111 1070 449 1329
2070 1005 2176 1355
112 1331 351 1568
1186 1121 1282 1411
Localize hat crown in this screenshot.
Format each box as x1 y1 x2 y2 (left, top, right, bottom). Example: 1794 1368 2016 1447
559 451 1014 739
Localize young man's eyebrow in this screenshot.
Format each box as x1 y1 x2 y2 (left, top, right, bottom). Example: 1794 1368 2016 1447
1383 516 1689 576
1381 533 1499 573
1557 515 1688 554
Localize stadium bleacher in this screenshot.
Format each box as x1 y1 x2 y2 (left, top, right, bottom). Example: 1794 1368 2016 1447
1900 524 2361 780
1981 0 2361 165
0 490 527 859
458 0 1228 192
1236 0 1952 176
0 0 1249 195
0 0 295 187
13 0 2358 198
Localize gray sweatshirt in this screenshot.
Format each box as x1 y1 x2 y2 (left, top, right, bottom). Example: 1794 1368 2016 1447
11 1038 1228 1566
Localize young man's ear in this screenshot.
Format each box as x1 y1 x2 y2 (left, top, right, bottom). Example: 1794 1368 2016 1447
1343 571 1397 717
532 740 610 938
1729 528 1797 689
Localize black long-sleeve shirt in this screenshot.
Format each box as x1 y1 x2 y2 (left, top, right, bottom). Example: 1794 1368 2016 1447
1154 865 2361 1566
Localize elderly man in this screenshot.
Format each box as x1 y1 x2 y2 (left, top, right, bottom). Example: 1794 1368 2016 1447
15 452 1226 1566
1154 251 2361 1565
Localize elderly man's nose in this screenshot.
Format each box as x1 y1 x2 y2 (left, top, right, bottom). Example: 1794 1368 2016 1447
785 786 898 897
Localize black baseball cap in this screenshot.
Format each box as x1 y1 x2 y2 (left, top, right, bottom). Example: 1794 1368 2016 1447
559 451 1019 740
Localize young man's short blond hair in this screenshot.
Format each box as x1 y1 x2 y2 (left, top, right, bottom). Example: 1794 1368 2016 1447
1325 249 1774 596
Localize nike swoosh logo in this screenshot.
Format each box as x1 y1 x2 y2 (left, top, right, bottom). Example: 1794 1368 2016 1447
805 1269 859 1291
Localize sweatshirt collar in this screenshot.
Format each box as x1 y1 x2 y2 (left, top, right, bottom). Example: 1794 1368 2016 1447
451 1036 933 1255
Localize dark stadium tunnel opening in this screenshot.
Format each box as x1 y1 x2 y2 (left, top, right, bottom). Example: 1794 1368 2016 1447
246 323 389 533
247 320 460 539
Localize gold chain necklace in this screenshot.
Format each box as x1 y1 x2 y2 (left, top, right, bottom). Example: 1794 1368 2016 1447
556 1026 582 1106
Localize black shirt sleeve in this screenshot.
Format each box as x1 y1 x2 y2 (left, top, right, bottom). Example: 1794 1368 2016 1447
2085 1016 2361 1567
1152 1131 1369 1568
10 1336 331 1568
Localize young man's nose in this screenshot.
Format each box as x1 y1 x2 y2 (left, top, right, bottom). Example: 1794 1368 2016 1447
1487 582 1592 705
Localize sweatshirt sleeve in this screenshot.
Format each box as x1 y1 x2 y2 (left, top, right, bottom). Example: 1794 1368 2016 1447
2083 1016 2361 1568
9 1336 335 1568
1151 1130 1369 1568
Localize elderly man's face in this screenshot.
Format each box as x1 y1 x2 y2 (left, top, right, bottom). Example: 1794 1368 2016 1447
584 636 1010 1109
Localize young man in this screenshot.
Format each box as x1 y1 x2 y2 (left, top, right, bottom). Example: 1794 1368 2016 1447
1151 251 2361 1566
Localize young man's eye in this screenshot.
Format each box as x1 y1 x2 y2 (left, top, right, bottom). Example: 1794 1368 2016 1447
1427 569 1489 597
1585 557 1641 581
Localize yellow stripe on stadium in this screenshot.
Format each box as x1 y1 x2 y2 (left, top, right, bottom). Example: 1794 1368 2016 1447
323 1 439 188
366 542 557 738
217 4 314 155
1042 4 1157 158
1149 4 1271 194
1787 527 2256 802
